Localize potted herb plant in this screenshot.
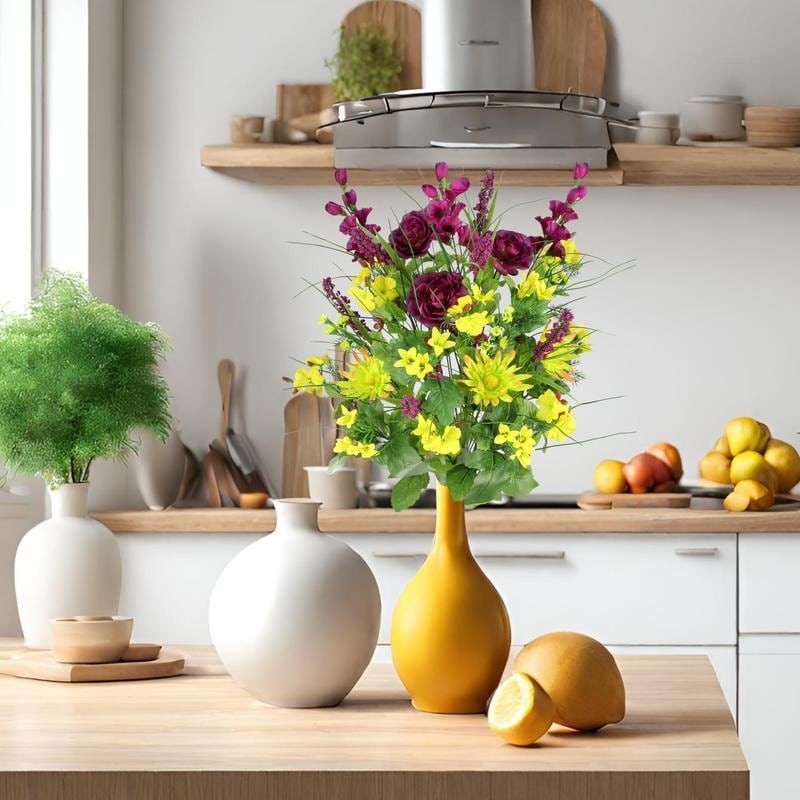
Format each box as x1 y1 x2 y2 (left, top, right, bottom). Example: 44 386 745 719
289 162 608 713
0 271 170 647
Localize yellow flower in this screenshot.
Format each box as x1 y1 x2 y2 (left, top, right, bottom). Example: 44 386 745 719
336 406 357 428
293 365 324 396
564 239 581 265
501 307 514 323
371 275 399 305
333 436 379 458
350 286 376 313
337 339 351 351
394 347 431 379
517 271 555 301
337 353 393 401
494 423 514 445
412 414 436 440
334 436 354 454
306 354 329 367
428 327 455 357
471 285 496 304
354 441 378 458
352 265 371 286
455 311 491 337
535 389 567 423
547 410 577 442
490 326 503 338
447 295 473 317
422 425 461 456
495 424 535 466
460 350 533 407
498 336 509 350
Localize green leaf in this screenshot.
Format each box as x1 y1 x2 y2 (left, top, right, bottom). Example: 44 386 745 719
446 464 476 501
504 468 538 497
464 463 512 506
375 434 421 476
328 453 349 472
422 378 464 425
391 473 430 511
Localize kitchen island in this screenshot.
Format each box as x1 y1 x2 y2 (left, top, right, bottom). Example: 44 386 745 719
0 643 746 800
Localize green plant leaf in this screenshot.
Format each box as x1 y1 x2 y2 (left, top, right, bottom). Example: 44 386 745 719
505 469 538 497
446 464 476 501
422 378 464 426
391 473 430 511
375 435 421 476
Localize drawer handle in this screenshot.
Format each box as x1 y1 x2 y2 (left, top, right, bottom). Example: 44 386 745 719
372 551 565 560
674 547 719 556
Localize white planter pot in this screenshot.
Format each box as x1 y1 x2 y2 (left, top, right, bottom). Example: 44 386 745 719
14 483 122 649
132 427 186 511
209 498 380 707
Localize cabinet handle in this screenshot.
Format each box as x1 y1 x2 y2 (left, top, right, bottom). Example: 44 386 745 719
372 551 565 560
674 547 718 556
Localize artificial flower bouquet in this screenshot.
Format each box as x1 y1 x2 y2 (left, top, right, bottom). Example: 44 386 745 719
293 162 594 510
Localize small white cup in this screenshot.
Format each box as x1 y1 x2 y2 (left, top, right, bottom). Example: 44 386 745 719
305 466 358 510
682 95 745 142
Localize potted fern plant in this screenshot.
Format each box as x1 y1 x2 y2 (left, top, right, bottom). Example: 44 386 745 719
0 272 170 647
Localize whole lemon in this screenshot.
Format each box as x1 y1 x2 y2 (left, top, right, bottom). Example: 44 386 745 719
729 451 778 492
513 631 625 731
592 459 627 494
764 439 800 493
699 451 731 484
725 417 768 456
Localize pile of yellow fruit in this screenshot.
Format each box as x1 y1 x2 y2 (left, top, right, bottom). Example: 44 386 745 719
699 417 800 511
487 632 625 746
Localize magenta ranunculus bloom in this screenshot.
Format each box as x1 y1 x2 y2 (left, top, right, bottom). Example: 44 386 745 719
573 162 589 180
566 185 587 205
434 161 449 181
334 168 348 186
389 211 434 259
325 201 343 216
548 199 578 222
491 229 534 276
406 271 467 327
422 183 438 199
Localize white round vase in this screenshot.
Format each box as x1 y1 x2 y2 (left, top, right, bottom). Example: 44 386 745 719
209 498 381 707
15 483 122 649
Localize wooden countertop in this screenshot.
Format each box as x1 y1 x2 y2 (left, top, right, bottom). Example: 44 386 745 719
0 643 747 800
94 504 800 534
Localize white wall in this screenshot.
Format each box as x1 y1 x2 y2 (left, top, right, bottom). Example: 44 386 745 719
122 0 800 498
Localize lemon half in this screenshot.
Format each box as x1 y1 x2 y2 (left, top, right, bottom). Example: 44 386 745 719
488 672 554 746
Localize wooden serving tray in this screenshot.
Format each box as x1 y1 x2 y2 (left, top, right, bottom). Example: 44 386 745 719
0 649 184 683
577 492 691 510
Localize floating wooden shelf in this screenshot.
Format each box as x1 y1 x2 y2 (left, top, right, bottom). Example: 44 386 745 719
200 142 800 186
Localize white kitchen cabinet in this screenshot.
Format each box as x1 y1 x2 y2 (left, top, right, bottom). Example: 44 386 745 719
740 533 800 633
739 635 800 800
338 533 737 647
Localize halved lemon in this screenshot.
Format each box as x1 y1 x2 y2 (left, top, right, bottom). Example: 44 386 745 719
488 672 554 746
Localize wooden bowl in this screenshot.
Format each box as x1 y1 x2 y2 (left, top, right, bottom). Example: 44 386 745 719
49 616 134 664
239 492 268 509
744 106 800 147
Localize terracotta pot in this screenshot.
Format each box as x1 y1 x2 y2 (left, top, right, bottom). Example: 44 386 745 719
391 483 511 713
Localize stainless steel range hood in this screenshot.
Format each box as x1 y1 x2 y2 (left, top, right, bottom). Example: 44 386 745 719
322 0 636 169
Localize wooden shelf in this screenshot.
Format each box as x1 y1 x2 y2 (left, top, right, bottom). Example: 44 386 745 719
200 142 800 186
95 505 800 535
199 144 623 186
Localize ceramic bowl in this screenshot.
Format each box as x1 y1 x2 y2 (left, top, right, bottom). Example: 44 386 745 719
682 95 745 141
744 106 800 147
49 616 134 664
305 466 358 509
239 492 269 509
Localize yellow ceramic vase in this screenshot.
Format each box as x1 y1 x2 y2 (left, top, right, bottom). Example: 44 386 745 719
390 483 511 713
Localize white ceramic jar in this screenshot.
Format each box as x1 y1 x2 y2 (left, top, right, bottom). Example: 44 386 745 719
209 498 380 707
14 483 122 649
682 95 745 142
304 466 358 509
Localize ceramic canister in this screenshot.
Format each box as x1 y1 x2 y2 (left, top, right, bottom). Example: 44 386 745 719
209 498 381 707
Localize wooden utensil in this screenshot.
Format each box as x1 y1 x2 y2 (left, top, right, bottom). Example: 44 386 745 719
577 492 691 510
0 649 184 682
532 0 607 96
341 1 422 91
282 392 323 497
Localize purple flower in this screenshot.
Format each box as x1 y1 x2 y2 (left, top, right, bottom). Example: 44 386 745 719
422 183 438 199
548 199 578 223
491 229 534 276
473 170 496 233
406 271 467 327
342 189 357 207
400 395 421 419
573 162 589 180
566 185 587 205
435 161 449 181
325 201 343 216
389 210 434 259
448 176 470 195
334 168 348 186
533 308 575 362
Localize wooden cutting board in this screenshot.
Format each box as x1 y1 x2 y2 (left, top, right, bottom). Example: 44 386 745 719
0 649 184 683
342 0 422 91
282 392 324 498
532 0 607 96
577 492 691 510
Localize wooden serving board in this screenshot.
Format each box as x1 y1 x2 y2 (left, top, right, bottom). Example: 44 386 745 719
578 492 691 510
0 649 184 683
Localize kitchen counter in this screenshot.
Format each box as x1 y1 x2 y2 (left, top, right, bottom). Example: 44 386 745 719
95 504 800 534
0 643 747 800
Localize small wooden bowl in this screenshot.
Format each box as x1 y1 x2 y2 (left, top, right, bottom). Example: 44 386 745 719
239 492 268 509
49 616 134 664
121 643 162 662
744 106 800 147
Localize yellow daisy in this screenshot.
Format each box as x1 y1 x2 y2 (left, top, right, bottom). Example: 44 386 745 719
460 350 533 407
336 406 357 428
337 353 393 401
428 327 455 357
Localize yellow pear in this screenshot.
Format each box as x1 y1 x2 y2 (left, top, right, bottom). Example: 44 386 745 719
513 632 625 731
763 439 800 493
731 479 775 511
723 490 751 512
757 423 772 453
593 460 627 494
698 451 731 484
729 451 778 492
712 435 733 458
725 417 767 456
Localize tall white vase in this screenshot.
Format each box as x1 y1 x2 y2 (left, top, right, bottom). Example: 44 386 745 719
209 498 381 707
15 483 122 649
132 427 186 510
